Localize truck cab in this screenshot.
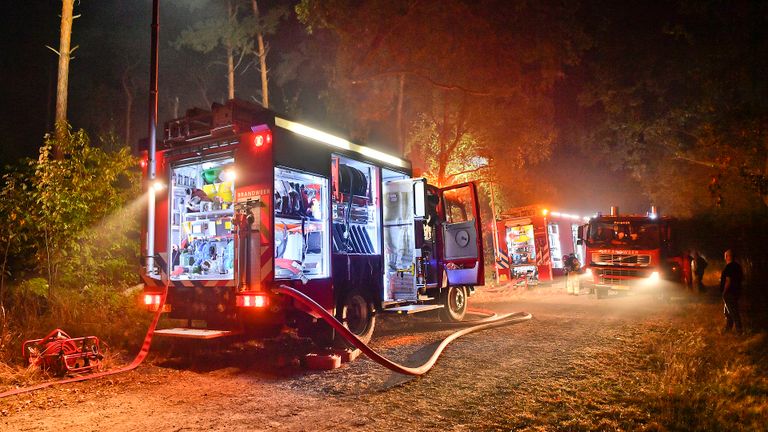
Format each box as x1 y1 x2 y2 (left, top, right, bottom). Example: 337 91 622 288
578 208 684 298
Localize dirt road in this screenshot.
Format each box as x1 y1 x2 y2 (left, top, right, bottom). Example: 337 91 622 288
0 285 716 431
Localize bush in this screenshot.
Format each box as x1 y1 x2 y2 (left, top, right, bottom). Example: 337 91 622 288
0 127 145 368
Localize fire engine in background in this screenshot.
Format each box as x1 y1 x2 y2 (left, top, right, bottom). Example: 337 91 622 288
493 205 587 284
140 99 484 346
577 206 686 299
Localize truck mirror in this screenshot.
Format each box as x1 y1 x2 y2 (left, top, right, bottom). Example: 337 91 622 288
577 225 584 240
576 239 583 246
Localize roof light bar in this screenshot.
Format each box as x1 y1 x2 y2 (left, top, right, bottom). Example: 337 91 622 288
275 117 409 169
548 210 586 221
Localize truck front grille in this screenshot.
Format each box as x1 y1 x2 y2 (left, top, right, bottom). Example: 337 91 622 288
596 268 649 286
592 253 651 266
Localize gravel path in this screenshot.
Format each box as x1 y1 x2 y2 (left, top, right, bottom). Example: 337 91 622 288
1 285 704 431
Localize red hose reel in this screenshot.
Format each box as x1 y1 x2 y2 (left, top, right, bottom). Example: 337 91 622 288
22 329 103 376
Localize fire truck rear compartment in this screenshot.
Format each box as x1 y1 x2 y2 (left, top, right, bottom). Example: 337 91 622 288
170 157 236 282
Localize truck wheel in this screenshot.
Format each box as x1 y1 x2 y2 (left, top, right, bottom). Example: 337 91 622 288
336 288 375 347
439 286 468 322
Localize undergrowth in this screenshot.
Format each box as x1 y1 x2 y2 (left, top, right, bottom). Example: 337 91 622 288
639 304 768 431
0 282 147 387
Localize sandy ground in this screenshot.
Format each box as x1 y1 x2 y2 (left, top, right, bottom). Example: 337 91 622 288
0 282 715 431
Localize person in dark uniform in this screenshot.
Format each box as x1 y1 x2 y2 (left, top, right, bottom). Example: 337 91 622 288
692 250 708 293
720 249 744 334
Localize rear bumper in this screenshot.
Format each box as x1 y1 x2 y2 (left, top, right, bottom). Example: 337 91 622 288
142 283 286 327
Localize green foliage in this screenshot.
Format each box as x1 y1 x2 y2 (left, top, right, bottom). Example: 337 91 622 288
0 164 37 304
0 126 141 296
172 0 289 99
0 126 145 364
407 114 485 185
31 126 140 291
13 278 49 299
579 0 768 214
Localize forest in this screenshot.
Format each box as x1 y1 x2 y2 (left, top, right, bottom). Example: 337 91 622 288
0 0 766 364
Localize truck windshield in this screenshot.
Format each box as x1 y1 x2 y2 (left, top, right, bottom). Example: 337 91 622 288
587 220 660 249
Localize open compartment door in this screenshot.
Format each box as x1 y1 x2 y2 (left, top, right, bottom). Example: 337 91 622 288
440 182 484 286
382 178 426 302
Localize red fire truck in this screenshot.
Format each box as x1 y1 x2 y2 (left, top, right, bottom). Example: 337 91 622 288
577 207 686 298
140 99 484 345
493 205 587 284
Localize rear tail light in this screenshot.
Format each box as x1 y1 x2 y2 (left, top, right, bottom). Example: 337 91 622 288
237 294 269 308
144 294 162 305
143 294 170 312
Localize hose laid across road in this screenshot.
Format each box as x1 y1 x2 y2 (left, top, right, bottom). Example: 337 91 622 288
273 284 533 376
0 284 532 398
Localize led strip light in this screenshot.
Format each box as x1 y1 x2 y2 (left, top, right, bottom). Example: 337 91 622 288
275 117 410 169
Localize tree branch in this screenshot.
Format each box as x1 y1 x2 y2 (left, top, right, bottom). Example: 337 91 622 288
444 164 490 183
351 0 422 76
673 154 726 169
350 69 495 96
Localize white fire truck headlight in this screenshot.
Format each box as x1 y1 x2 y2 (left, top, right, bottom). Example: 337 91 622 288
648 271 660 282
151 180 166 191
584 268 593 277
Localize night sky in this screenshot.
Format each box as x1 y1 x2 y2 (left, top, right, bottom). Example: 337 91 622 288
0 2 60 164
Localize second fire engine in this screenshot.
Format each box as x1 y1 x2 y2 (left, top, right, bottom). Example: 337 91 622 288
578 206 686 298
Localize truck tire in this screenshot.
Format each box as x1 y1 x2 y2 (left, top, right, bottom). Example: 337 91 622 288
439 286 468 322
336 288 376 347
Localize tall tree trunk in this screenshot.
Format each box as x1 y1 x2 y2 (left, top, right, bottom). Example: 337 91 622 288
172 96 180 119
227 45 235 100
763 139 768 207
0 233 12 308
122 65 134 152
396 73 405 156
54 0 75 156
436 100 450 187
251 0 269 108
226 0 236 100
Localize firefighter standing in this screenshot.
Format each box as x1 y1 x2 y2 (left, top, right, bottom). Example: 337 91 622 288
692 251 708 293
564 253 581 295
720 249 743 334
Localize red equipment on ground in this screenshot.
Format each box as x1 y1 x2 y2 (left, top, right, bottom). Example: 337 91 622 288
23 329 103 376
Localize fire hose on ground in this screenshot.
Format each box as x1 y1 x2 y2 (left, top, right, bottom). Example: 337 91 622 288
0 283 532 398
273 285 532 376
